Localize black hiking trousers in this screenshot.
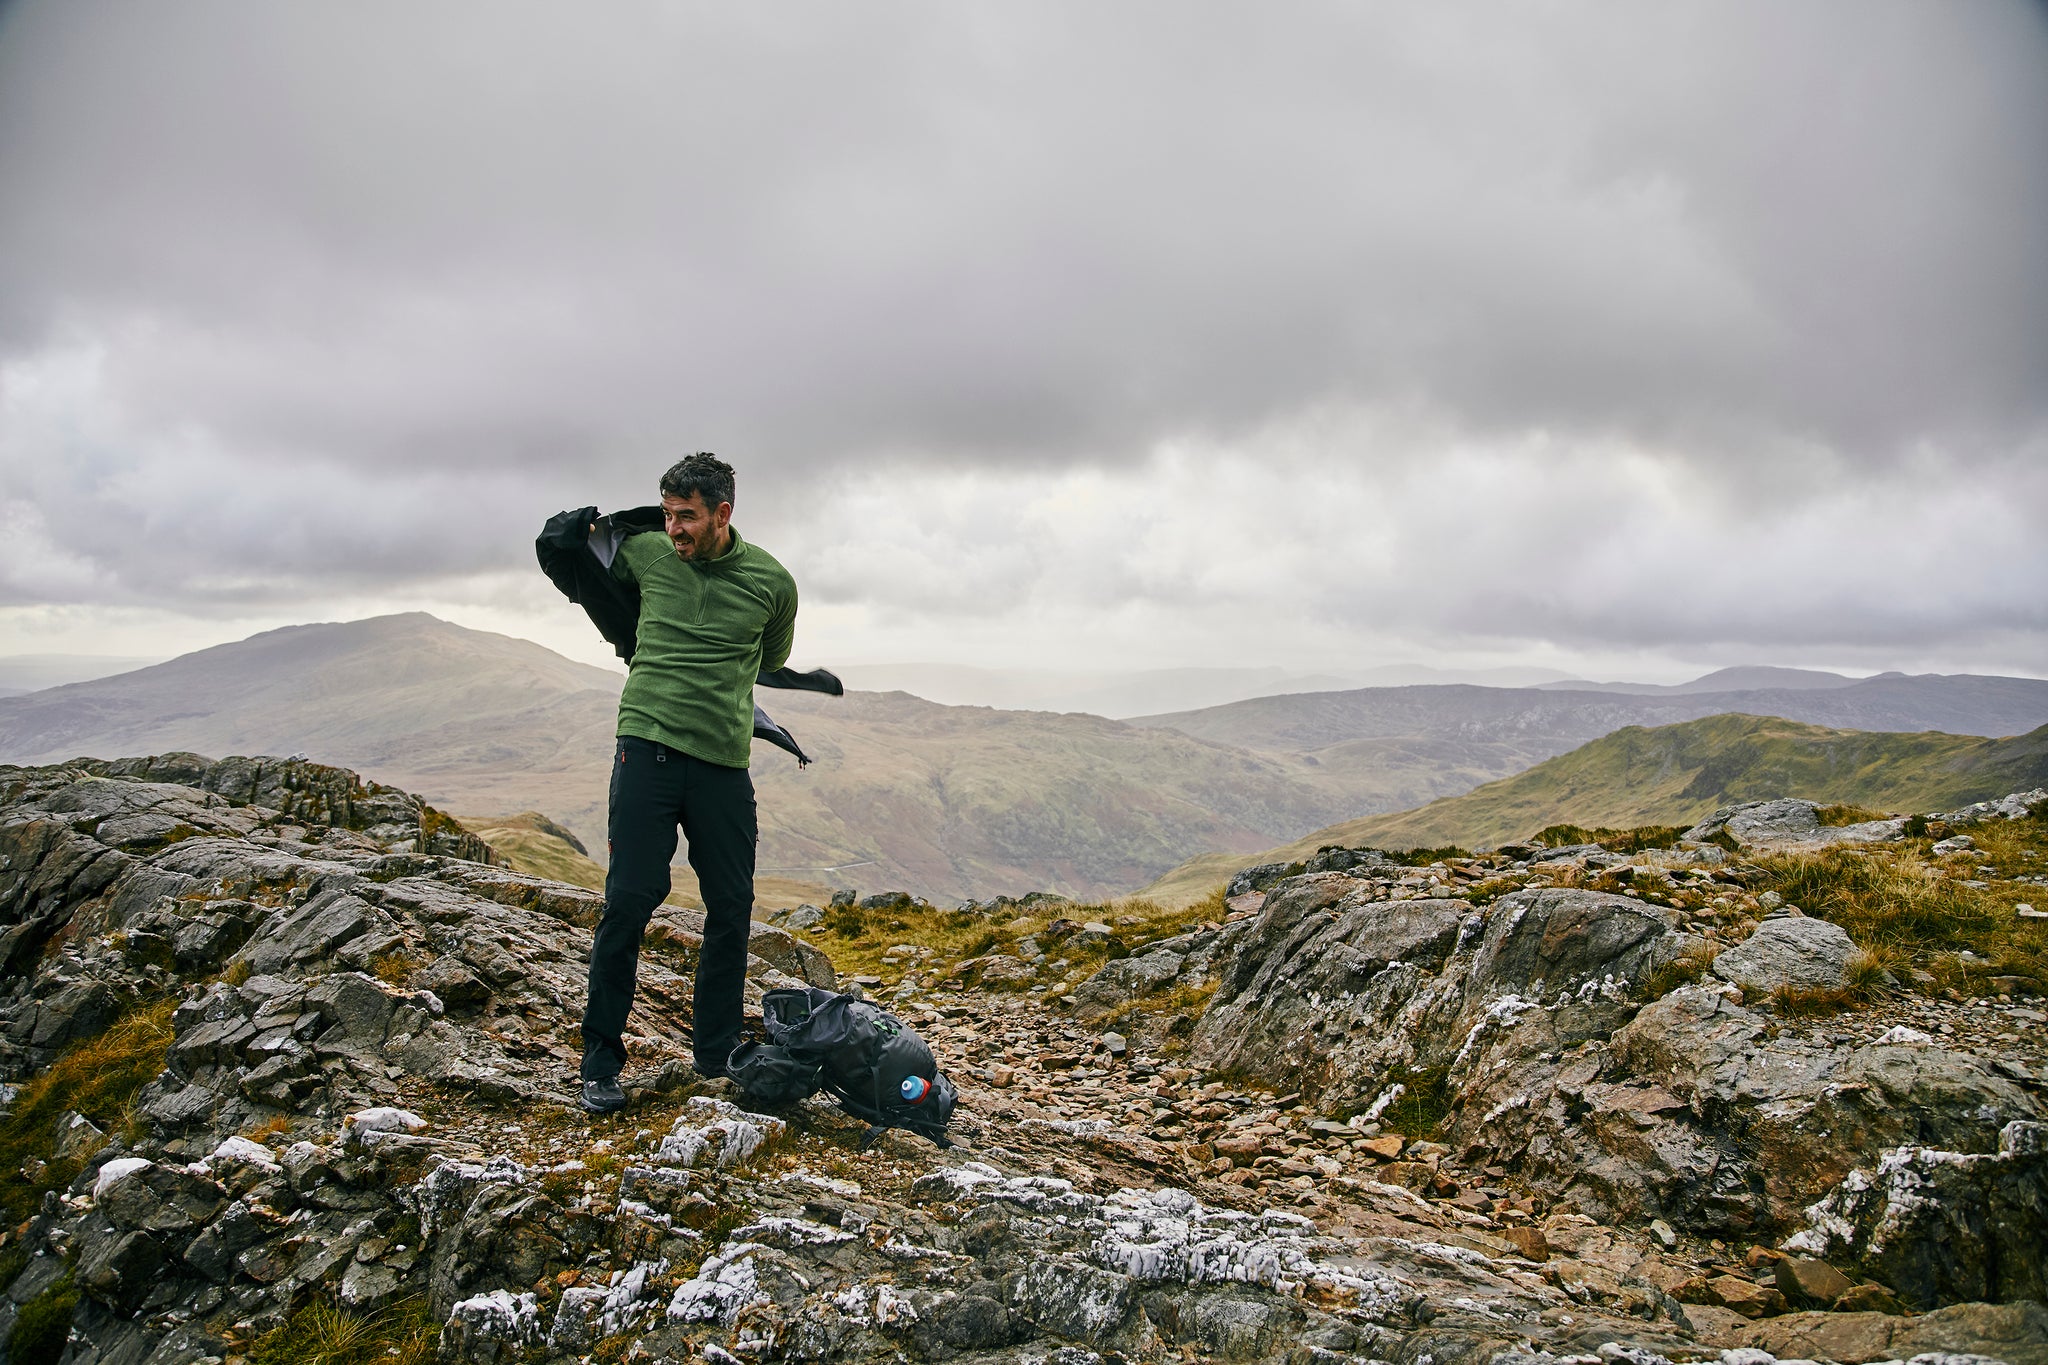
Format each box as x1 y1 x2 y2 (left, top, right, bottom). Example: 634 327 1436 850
581 735 756 1081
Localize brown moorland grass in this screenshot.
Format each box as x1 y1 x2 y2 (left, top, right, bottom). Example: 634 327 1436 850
248 1297 439 1365
0 997 175 1224
817 889 1229 985
1750 807 2048 996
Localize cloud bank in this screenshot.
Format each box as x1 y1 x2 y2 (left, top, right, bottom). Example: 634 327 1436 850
1 1 2043 674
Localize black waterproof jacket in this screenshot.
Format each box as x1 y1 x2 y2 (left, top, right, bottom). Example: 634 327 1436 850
537 505 842 764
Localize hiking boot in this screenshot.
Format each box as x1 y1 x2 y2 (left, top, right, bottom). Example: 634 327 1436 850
579 1075 627 1114
691 1058 729 1081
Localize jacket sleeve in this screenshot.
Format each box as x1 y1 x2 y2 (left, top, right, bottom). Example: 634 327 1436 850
536 506 642 663
760 577 796 674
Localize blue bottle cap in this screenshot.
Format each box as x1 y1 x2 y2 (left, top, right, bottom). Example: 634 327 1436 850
900 1075 930 1104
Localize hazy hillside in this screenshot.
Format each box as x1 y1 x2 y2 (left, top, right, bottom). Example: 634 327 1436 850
0 653 161 694
9 613 2045 903
1132 672 2048 754
0 614 1448 901
834 661 1569 716
1138 714 2048 904
0 613 627 765
1533 665 1864 694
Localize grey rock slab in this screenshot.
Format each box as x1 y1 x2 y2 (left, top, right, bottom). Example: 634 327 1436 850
1711 915 1860 994
97 1162 227 1235
747 924 836 989
303 970 400 1043
1785 1120 2048 1309
1684 798 1825 846
76 1225 168 1313
240 889 377 974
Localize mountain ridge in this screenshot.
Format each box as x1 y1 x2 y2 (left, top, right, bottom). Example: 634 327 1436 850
1137 712 2048 904
7 612 2048 902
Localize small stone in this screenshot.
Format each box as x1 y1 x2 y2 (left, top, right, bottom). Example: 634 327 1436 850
1775 1256 1854 1309
1705 1274 1786 1318
345 1107 427 1148
1500 1226 1549 1261
1831 1282 1902 1313
987 1065 1015 1088
1359 1135 1405 1161
1649 1218 1678 1248
1100 1032 1127 1058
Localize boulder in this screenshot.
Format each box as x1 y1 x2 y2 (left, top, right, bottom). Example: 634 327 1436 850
1684 799 1825 847
239 888 383 973
97 1161 226 1235
1783 1119 2048 1308
1773 1255 1853 1309
419 956 492 1009
303 971 399 1047
1726 1300 2048 1365
1226 862 1304 899
1710 915 1859 994
439 1289 545 1364
76 1226 167 1313
746 925 836 988
1192 883 1686 1110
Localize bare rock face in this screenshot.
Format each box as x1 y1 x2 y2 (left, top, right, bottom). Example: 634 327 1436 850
1681 797 1913 850
1190 879 1694 1120
8 759 2046 1365
1784 1120 2048 1310
1187 868 2042 1243
1710 913 1860 993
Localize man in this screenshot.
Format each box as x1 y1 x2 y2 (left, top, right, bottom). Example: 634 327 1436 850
579 452 798 1115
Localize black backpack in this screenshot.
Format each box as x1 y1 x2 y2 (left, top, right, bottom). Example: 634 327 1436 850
726 987 958 1148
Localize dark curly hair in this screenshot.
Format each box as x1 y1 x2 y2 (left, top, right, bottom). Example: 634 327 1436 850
659 452 736 509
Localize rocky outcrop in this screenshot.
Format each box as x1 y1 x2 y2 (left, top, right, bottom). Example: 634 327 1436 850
1182 829 2045 1247
1784 1121 2048 1310
1709 912 1861 993
4 758 2045 1365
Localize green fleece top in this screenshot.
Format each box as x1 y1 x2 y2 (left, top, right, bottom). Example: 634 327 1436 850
612 526 797 768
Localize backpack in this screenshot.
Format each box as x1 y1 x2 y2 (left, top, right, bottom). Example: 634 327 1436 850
725 987 958 1148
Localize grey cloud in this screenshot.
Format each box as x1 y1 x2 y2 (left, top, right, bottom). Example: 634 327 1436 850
0 0 2043 642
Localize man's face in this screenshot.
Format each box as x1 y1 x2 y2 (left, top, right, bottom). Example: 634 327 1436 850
661 491 731 560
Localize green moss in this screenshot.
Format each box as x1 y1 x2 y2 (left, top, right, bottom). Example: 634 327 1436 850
10 1270 79 1365
1386 845 1471 867
1381 1064 1454 1139
0 1244 28 1294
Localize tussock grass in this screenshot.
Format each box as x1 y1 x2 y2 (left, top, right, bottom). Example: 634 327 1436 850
1638 943 1722 1002
1385 845 1473 867
249 1297 439 1365
1816 803 1891 827
817 888 1228 983
1756 849 1997 960
1533 823 1690 855
1769 952 1892 1017
1752 830 2047 994
369 947 421 985
0 998 175 1224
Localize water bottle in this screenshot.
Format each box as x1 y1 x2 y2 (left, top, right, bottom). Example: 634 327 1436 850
899 1075 931 1105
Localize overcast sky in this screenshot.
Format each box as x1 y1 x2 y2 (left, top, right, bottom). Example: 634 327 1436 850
2 1 2044 683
